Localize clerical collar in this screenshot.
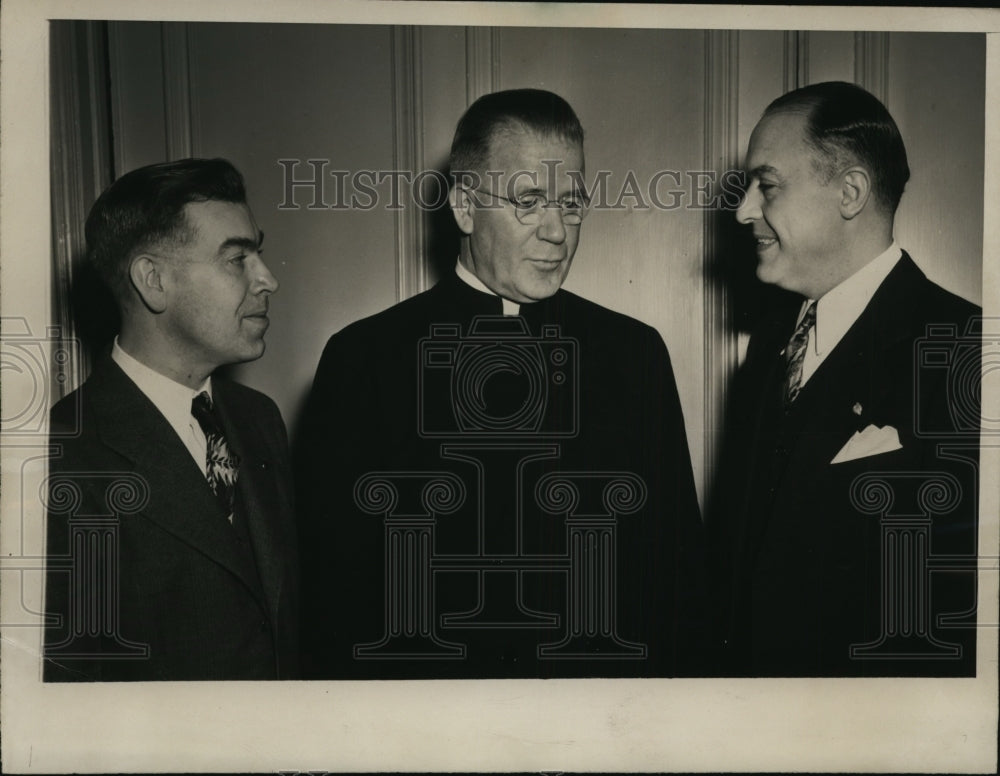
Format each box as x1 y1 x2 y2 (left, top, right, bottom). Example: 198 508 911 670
454 259 521 316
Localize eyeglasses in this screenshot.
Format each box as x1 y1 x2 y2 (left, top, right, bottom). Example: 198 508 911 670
464 186 589 225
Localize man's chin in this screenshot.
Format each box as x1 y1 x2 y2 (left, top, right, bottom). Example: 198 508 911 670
755 257 784 288
516 280 564 303
755 265 812 298
233 340 267 364
518 265 569 300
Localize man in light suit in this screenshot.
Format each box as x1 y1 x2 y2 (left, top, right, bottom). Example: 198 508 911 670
44 158 299 681
711 82 980 676
296 89 706 679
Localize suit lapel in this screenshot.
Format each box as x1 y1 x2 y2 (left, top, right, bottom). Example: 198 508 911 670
735 255 927 568
213 381 285 624
87 360 266 599
765 254 928 501
783 255 924 446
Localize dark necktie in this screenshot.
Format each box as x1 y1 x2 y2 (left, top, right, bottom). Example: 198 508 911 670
782 301 817 406
191 391 240 522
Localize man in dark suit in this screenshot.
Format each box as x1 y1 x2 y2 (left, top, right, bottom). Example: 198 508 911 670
296 89 705 679
44 158 299 681
711 82 980 676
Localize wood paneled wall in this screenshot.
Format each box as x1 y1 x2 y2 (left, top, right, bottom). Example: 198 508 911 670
60 23 984 506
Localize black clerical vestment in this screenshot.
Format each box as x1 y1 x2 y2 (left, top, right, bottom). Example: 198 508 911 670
296 271 706 678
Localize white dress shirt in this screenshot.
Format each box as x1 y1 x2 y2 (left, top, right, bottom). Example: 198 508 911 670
455 259 521 316
111 338 212 475
798 242 903 387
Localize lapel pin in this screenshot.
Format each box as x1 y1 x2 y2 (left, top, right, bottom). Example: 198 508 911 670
852 402 863 416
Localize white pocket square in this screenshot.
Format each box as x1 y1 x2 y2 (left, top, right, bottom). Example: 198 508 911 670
831 424 902 464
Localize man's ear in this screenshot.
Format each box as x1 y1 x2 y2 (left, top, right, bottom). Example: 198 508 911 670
839 167 872 220
128 255 168 313
450 185 475 236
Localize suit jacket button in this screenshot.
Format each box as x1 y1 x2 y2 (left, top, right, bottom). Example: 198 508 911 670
260 620 270 632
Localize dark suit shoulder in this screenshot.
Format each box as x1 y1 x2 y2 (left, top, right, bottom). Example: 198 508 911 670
328 284 442 343
912 276 979 327
213 376 283 416
552 288 666 342
896 252 979 322
213 379 290 464
48 370 121 449
50 384 84 433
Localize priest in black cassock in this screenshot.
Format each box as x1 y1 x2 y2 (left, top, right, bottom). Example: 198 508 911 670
295 89 706 679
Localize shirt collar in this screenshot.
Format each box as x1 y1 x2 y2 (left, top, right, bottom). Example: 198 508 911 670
455 259 521 316
112 337 212 432
808 242 903 357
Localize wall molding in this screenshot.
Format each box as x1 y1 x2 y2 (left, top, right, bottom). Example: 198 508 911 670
702 29 740 500
161 22 193 160
784 30 810 91
391 26 428 301
854 32 890 102
465 26 500 104
106 23 128 178
50 21 114 395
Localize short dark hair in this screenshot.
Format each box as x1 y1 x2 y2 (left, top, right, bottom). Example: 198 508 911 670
85 157 247 303
449 88 584 184
763 81 910 213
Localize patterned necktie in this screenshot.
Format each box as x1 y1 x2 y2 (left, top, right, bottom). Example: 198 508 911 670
191 391 240 523
782 301 817 406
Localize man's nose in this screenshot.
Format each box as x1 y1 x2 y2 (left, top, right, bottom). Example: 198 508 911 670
735 184 761 225
251 254 280 294
536 204 568 243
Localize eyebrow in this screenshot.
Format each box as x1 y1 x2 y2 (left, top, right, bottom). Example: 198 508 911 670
748 164 780 179
516 186 586 200
218 230 264 255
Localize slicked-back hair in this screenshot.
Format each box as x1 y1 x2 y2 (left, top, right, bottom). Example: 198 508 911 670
85 157 247 305
764 81 910 213
449 88 584 185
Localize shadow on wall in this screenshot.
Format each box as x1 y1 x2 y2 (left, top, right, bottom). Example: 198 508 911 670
703 178 800 337
425 160 461 286
702 178 803 528
70 258 119 365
